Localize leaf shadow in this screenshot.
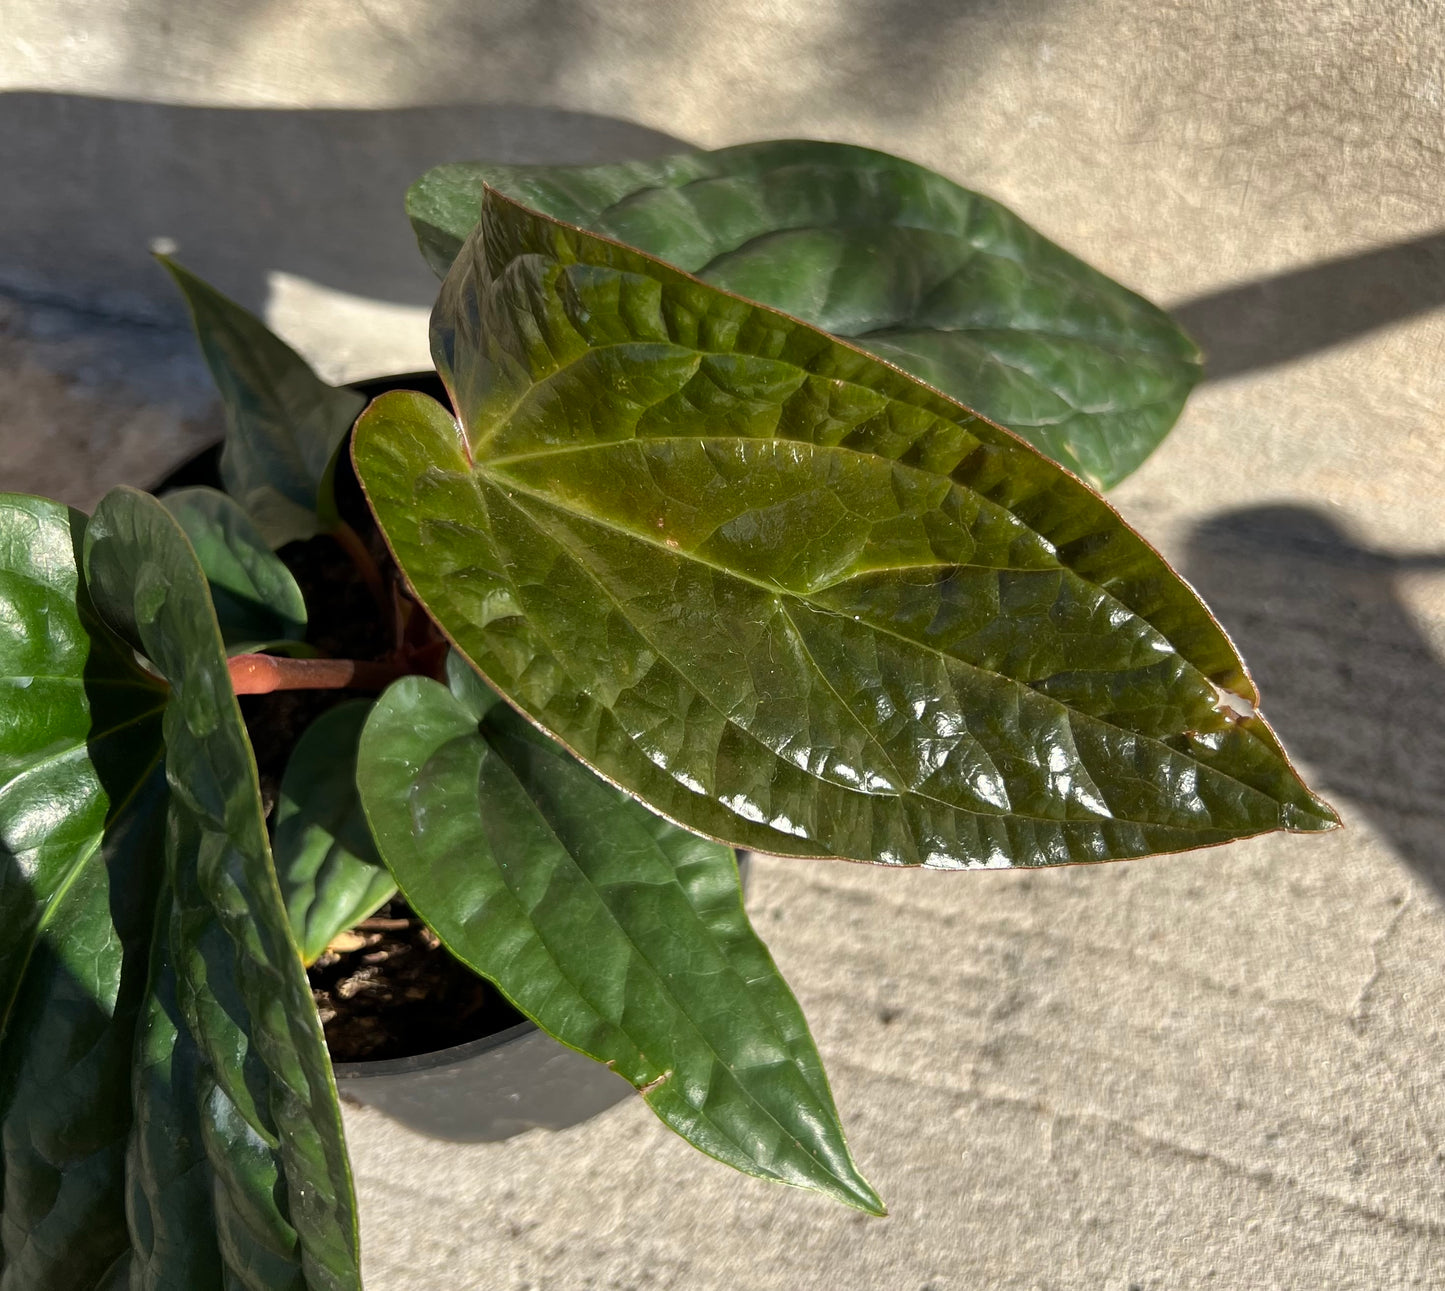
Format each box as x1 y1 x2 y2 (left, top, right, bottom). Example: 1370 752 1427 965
0 91 691 325
1182 505 1445 900
1175 230 1445 382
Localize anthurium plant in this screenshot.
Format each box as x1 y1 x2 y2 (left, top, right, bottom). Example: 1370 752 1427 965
0 140 1335 1288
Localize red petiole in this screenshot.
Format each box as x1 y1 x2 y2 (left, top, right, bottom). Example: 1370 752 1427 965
228 654 407 695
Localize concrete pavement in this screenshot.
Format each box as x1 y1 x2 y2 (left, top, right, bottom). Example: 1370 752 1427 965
3 2 1443 1286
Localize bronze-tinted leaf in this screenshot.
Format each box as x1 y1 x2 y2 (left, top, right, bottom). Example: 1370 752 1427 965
356 189 1336 869
408 141 1201 486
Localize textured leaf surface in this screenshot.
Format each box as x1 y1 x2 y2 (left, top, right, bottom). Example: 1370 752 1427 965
357 664 882 1213
407 139 1201 487
84 486 360 1290
275 700 394 964
159 257 365 546
161 486 308 653
356 190 1337 869
0 494 168 1291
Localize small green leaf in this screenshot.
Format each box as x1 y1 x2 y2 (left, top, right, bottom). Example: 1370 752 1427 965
84 486 361 1290
408 140 1201 487
0 494 168 1290
275 700 395 964
358 670 883 1213
158 256 365 546
355 189 1336 871
161 485 308 654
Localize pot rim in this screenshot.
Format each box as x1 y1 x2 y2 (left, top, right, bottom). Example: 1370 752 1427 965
347 369 446 397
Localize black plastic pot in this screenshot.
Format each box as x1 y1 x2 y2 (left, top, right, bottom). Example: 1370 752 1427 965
156 370 751 1143
331 1019 631 1142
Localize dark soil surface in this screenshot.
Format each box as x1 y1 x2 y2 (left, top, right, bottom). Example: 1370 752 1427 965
308 897 526 1063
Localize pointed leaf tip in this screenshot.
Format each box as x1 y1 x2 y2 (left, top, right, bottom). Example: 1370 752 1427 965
358 672 881 1211
355 189 1334 871
157 256 365 548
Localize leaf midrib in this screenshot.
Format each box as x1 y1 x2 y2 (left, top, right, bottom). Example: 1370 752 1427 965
460 291 1225 671
0 703 167 801
595 160 1191 350
464 723 864 1194
472 291 1165 467
697 236 1188 368
597 161 1053 278
856 334 1180 430
860 328 1196 419
484 480 1282 829
448 158 1194 374
480 443 1207 696
480 431 1047 528
861 319 1196 360
0 675 162 688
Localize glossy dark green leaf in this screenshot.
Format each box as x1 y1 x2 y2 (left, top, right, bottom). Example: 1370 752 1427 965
407 140 1201 487
355 189 1337 871
357 664 882 1213
0 494 358 1287
84 486 360 1290
274 700 395 964
161 486 308 654
0 494 168 1290
158 256 365 546
123 898 223 1291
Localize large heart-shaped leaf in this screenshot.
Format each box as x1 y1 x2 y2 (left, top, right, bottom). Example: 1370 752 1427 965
161 486 309 653
407 140 1201 487
0 494 168 1290
159 257 365 547
355 189 1336 870
274 700 395 964
0 488 361 1289
357 658 882 1213
83 486 361 1290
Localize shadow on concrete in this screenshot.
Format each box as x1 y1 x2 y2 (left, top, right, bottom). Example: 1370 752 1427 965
91 0 1047 147
1184 506 1445 901
814 0 1060 125
1175 230 1445 382
0 92 689 325
7 89 1443 388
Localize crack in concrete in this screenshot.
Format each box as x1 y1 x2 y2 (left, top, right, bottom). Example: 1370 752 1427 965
1339 896 1445 1176
972 1084 1445 1244
1348 896 1411 1033
836 1056 1445 1244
